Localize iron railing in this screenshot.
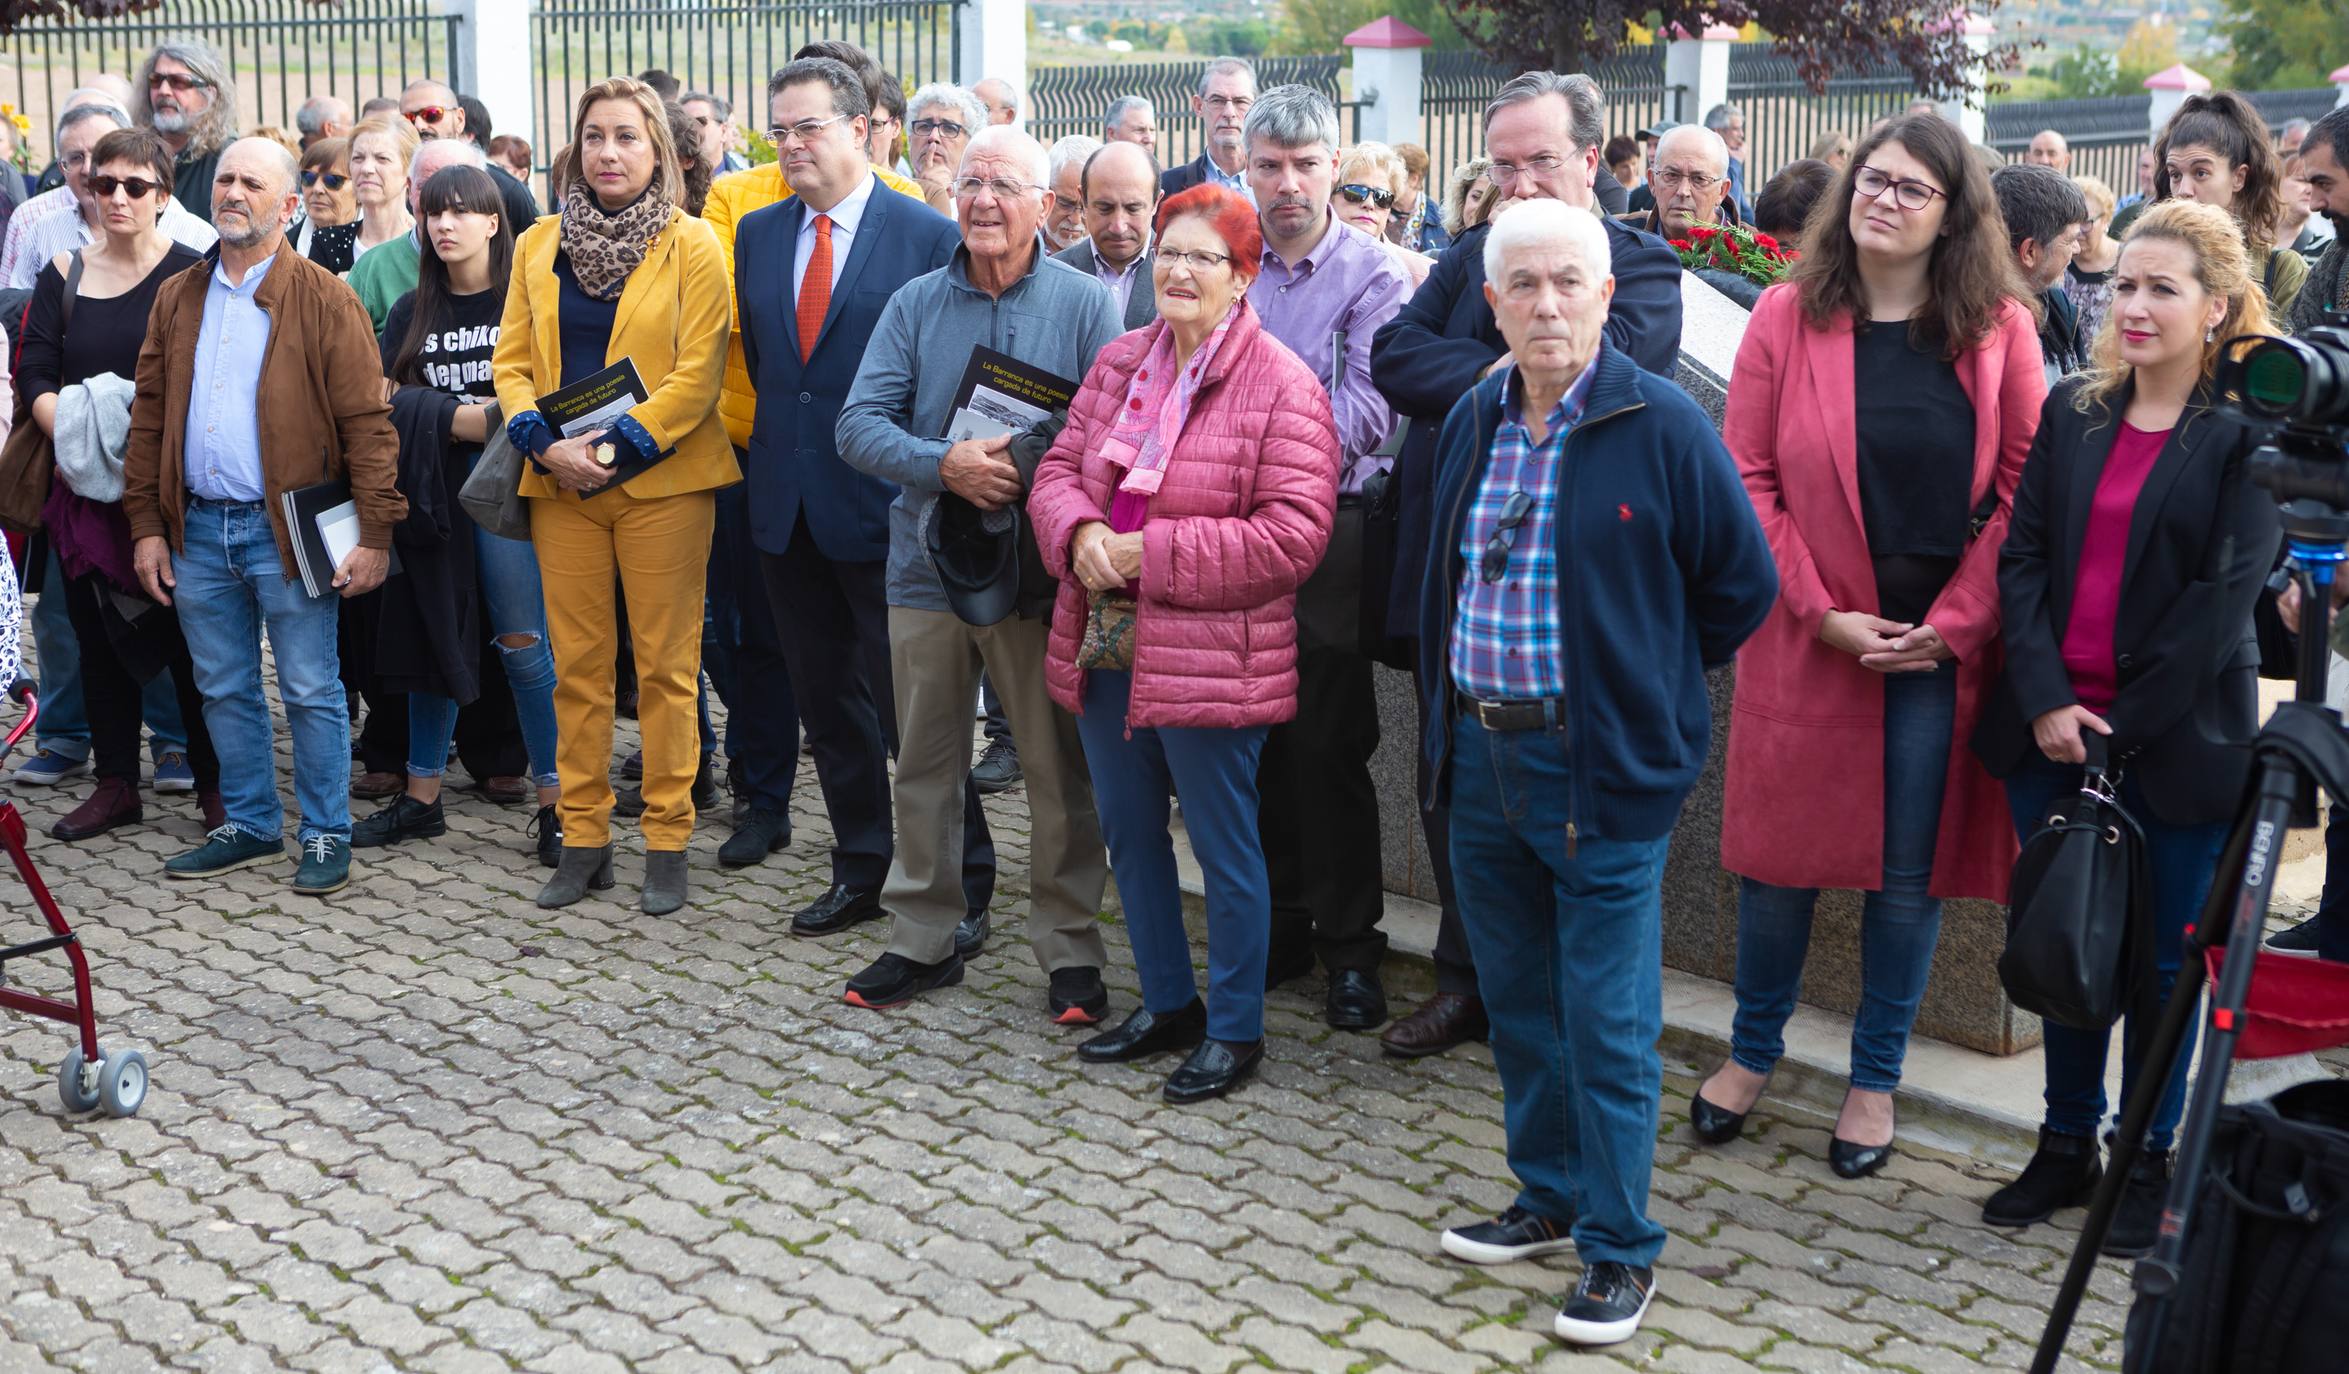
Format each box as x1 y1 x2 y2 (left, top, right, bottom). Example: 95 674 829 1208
1984 88 2341 204
529 0 958 181
1026 56 1366 171
1421 44 1682 196
1725 44 1915 197
3 0 457 160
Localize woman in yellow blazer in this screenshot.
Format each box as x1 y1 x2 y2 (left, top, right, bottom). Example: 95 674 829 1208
493 76 736 916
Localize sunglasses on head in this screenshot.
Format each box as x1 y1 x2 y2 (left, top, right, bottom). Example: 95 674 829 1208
87 174 162 200
1336 183 1394 209
300 170 349 191
403 106 449 125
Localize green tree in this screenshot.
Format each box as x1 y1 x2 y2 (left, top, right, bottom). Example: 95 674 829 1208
2041 43 2121 99
2113 17 2177 90
2221 0 2349 89
1274 0 1467 54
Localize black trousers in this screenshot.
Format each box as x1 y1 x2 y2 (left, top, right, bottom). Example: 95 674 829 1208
62 570 217 792
761 512 993 908
1259 645 1387 974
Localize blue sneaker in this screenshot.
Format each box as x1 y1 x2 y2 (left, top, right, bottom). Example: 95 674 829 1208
292 834 352 896
164 824 285 879
13 748 91 786
152 750 195 794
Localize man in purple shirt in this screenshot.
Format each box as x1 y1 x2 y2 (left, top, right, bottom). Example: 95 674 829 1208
1241 84 1413 1031
1048 139 1159 331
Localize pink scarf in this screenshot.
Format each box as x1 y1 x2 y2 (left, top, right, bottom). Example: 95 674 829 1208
1098 303 1243 500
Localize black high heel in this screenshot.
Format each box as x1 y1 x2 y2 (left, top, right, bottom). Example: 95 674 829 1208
1689 1092 1749 1145
1829 1091 1897 1178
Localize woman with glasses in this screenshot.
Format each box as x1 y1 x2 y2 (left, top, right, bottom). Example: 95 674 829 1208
347 115 420 267
493 77 732 917
1027 184 1339 1102
16 128 220 841
868 79 911 179
1331 141 1431 287
291 137 360 275
1705 113 2047 1177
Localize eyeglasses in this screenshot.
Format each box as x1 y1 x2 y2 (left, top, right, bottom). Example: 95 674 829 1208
1154 248 1233 272
766 113 849 147
1480 490 1535 584
1336 183 1393 210
402 106 451 126
951 175 1038 201
300 170 350 191
910 118 968 141
1203 95 1253 114
1486 154 1565 186
1653 169 1721 192
87 174 162 200
147 72 211 93
1853 165 1945 212
1052 193 1083 214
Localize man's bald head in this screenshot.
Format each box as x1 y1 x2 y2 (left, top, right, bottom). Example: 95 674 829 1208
213 137 301 247
401 78 466 141
1650 124 1731 238
963 124 1048 184
1655 124 1727 175
407 136 484 213
404 78 458 105
1081 139 1161 269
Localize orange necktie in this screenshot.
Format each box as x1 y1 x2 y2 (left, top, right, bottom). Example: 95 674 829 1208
798 214 832 363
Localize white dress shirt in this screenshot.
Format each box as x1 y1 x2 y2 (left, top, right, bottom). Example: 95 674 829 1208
792 171 878 300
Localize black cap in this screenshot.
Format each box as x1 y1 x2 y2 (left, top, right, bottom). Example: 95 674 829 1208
925 493 1021 627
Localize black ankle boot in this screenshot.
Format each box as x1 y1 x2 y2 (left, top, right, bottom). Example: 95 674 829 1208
537 844 615 908
1982 1128 2102 1228
642 850 688 916
2102 1148 2173 1257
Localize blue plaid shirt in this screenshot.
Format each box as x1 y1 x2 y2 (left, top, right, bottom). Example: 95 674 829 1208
1449 361 1595 700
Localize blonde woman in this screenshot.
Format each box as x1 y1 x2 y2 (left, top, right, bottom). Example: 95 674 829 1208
347 114 420 262
1331 141 1430 287
1443 156 1498 240
2064 174 2120 346
492 77 734 916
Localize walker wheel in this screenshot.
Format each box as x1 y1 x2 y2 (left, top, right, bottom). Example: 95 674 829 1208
97 1049 148 1118
56 1049 98 1113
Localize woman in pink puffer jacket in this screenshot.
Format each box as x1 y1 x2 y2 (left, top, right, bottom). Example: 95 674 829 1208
1027 184 1338 1104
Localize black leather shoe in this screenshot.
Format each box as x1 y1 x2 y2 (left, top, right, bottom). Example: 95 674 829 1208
1983 1128 2103 1228
1689 1092 1750 1145
970 739 1021 794
955 908 990 959
718 809 792 867
843 951 963 1009
1164 1037 1263 1103
1829 1134 1896 1179
528 805 562 869
1325 969 1388 1030
1378 992 1488 1059
792 883 882 936
350 793 446 849
1078 998 1207 1062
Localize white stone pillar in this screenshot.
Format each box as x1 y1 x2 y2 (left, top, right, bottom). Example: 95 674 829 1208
2332 63 2349 110
1344 18 1431 148
2145 63 2212 139
958 0 1026 98
1663 24 1735 126
1932 11 1994 145
443 0 531 156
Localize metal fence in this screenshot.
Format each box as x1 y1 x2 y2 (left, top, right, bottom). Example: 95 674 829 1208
1026 56 1366 172
1985 88 2341 205
2 0 457 160
1420 44 1682 195
1725 44 1917 192
528 0 958 180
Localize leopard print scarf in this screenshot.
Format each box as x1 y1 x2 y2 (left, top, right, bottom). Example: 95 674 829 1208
559 178 674 301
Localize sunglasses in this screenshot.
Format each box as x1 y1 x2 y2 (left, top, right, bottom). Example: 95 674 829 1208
1480 490 1535 584
403 106 450 126
147 72 211 93
300 170 350 191
87 174 163 200
1336 183 1394 210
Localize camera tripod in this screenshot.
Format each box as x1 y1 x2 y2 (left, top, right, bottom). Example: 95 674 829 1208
2029 488 2349 1373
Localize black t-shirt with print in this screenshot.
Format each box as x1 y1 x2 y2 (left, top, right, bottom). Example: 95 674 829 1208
380 287 501 399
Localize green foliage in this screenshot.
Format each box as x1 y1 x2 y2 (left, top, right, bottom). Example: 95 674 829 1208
2222 0 2349 90
2037 43 2123 99
1273 0 1467 56
1185 17 1272 58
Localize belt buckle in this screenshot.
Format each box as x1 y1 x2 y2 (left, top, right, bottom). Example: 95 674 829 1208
1472 697 1511 729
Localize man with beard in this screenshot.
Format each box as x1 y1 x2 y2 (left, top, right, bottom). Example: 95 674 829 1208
123 139 406 896
1163 57 1255 202
133 39 239 225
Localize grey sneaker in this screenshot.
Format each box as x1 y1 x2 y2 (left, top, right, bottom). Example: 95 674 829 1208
291 834 351 895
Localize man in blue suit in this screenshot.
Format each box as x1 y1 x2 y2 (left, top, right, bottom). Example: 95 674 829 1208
736 56 969 939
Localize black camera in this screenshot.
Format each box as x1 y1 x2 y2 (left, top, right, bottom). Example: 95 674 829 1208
2224 321 2349 510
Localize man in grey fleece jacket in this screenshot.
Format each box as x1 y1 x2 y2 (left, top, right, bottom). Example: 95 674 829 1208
836 125 1125 1016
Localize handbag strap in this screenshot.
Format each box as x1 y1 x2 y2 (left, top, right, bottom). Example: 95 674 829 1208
60 249 81 335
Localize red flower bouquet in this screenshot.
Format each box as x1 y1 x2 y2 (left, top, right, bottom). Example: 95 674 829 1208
1671 221 1798 289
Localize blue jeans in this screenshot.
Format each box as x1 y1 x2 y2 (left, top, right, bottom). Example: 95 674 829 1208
408 519 561 788
2005 753 2223 1151
31 543 186 759
1449 714 1673 1268
1075 670 1269 1042
171 499 350 842
1730 668 1958 1092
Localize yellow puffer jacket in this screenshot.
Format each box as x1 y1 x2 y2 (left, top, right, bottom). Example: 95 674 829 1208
704 162 929 450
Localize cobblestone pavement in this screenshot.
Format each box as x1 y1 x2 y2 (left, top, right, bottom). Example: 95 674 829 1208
0 701 2144 1373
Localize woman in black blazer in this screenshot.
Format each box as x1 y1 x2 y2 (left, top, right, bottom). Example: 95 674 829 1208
1974 200 2281 1253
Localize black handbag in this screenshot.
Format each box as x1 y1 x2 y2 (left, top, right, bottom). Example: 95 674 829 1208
1999 735 2155 1030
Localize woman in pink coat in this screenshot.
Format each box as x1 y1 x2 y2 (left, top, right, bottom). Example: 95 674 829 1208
1696 114 2048 1176
1027 184 1338 1104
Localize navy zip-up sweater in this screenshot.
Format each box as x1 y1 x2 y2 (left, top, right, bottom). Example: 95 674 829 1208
1418 343 1779 843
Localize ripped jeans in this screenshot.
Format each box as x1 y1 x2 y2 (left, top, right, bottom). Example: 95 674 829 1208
407 521 562 788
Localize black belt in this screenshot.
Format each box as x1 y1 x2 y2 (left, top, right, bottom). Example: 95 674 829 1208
1457 695 1568 731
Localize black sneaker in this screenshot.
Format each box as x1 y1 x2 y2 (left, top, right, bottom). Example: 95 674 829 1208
349 793 446 849
1440 1205 1577 1265
955 908 990 959
1048 966 1108 1025
1554 1262 1655 1346
528 804 562 869
843 952 964 1009
971 739 1021 794
2268 916 2324 956
2102 1149 2172 1258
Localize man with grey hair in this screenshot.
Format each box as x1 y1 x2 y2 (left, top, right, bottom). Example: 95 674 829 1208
1103 94 1157 153
973 76 1021 128
1239 83 1412 1030
836 124 1121 1017
1622 123 1736 241
295 95 352 150
1370 68 1684 1062
401 77 538 229
124 138 407 897
1703 100 1750 215
4 101 214 290
682 91 748 174
2280 116 2311 160
2025 128 2071 171
1163 56 1255 200
135 38 239 224
1423 194 1773 1350
1044 134 1100 251
906 82 986 211
348 137 488 331
31 85 131 194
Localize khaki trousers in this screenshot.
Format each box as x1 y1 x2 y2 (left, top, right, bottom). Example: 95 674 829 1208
532 485 716 851
884 606 1109 972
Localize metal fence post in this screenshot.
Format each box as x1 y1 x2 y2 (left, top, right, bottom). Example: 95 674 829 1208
1343 18 1425 148
1664 25 1733 128
958 0 1025 99
444 0 532 156
2145 62 2210 140
1932 12 1993 145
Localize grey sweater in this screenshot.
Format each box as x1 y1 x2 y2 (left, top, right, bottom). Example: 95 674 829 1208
836 240 1122 611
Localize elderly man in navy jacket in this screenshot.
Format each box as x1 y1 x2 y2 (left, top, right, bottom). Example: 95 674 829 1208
1420 197 1774 1349
1370 69 1686 1060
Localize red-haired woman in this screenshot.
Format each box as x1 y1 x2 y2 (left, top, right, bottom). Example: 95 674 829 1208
1027 184 1339 1103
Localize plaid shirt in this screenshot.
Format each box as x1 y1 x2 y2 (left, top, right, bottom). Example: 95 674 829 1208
1449 362 1595 700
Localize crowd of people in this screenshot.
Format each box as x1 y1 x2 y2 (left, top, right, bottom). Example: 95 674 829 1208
0 33 2345 1350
